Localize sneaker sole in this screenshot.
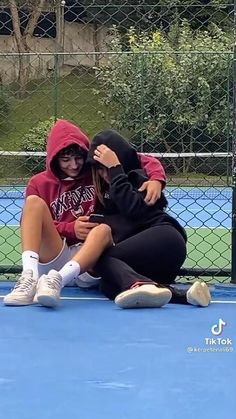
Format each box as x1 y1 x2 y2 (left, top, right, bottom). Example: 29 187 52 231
3 299 34 306
37 294 59 308
115 288 172 309
188 283 211 307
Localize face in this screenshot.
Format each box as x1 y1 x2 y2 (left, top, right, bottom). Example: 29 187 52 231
57 155 84 178
98 167 109 184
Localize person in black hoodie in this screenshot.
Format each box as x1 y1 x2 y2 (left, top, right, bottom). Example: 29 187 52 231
86 129 211 309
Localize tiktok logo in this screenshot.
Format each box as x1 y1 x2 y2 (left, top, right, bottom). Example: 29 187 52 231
211 319 227 336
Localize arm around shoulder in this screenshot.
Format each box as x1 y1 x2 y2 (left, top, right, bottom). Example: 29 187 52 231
138 153 166 188
108 165 153 217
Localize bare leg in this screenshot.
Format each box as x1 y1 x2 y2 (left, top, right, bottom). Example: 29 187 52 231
36 224 114 308
21 195 63 262
72 224 113 272
3 196 65 306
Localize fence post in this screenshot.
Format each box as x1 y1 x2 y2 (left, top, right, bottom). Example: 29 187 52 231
231 0 236 283
53 53 59 122
140 52 144 152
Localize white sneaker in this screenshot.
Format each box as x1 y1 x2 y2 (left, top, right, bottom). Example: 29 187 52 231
3 269 37 306
115 284 172 309
187 281 211 307
36 270 62 308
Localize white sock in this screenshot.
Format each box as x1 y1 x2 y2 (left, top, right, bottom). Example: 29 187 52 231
59 260 81 287
22 250 39 280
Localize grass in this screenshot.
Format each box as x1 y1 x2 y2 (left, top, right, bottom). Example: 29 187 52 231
186 227 230 269
0 226 20 266
0 72 112 150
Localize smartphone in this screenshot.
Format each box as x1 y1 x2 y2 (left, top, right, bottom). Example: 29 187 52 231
89 214 105 223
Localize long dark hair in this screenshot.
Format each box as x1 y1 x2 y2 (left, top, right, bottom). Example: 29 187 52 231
92 165 107 205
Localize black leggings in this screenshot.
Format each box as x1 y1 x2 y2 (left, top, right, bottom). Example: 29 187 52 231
95 224 188 303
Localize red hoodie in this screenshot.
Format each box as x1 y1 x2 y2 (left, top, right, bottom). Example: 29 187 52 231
26 119 166 245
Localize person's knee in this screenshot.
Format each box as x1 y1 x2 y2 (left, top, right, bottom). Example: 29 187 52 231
96 223 112 237
24 195 46 209
21 196 48 221
91 223 112 243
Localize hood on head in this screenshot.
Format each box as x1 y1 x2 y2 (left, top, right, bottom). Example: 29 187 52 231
87 129 140 173
46 119 90 177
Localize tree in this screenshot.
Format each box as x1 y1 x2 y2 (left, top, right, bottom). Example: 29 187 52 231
79 0 233 32
95 22 232 173
79 0 233 62
7 1 46 95
1 0 46 96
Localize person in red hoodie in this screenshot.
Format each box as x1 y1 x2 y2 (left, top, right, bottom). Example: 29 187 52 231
4 119 166 306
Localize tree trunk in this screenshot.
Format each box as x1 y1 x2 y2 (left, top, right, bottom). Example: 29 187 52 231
9 0 46 97
162 137 179 174
93 23 100 68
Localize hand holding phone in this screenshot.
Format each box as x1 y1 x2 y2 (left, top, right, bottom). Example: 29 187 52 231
89 214 105 223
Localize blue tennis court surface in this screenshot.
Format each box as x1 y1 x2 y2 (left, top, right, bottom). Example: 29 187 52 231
0 284 235 419
0 186 232 228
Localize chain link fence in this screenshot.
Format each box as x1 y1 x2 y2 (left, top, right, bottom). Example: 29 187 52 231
0 1 234 282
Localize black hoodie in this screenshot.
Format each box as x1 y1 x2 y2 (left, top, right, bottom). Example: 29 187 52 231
88 129 187 243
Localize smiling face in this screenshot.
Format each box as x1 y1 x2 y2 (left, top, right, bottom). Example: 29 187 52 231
54 144 86 178
58 154 84 178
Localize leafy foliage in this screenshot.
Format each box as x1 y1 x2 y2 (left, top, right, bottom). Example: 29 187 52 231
21 117 54 173
96 21 232 161
77 1 233 31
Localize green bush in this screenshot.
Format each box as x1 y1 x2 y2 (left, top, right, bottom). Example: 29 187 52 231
21 117 55 174
96 22 232 171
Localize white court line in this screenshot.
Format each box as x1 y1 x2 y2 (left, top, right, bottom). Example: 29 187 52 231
211 300 236 304
60 296 108 300
0 295 108 301
0 295 235 303
59 297 236 303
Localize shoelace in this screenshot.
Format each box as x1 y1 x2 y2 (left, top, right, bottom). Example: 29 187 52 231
13 275 34 293
44 274 61 290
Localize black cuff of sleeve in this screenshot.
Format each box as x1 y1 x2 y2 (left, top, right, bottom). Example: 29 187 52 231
108 164 124 180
